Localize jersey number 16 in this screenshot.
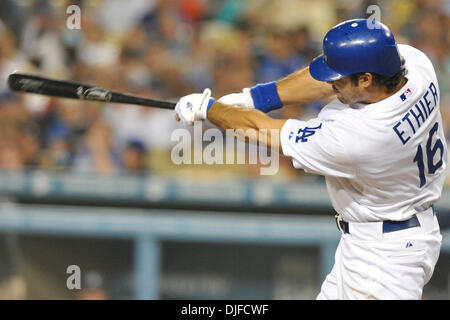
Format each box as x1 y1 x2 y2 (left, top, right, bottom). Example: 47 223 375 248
413 122 444 188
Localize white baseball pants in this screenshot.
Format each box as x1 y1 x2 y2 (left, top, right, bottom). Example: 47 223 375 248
317 208 442 300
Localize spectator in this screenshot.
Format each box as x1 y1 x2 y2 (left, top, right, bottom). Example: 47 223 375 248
20 1 67 76
121 140 148 173
71 121 121 175
77 15 119 69
39 134 72 171
256 29 306 83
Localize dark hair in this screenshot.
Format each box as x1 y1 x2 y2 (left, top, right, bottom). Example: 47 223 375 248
349 57 406 91
126 140 146 155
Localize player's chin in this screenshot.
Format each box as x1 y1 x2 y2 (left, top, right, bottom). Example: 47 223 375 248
335 93 355 105
336 94 348 104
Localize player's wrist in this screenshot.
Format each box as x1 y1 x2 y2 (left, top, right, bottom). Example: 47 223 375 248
206 98 216 115
250 81 283 113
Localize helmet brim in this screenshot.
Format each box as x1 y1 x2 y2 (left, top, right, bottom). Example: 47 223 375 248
309 55 345 82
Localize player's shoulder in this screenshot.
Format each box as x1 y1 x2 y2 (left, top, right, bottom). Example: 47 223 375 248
398 44 426 58
319 100 378 145
311 100 364 145
398 44 435 70
318 99 362 124
318 99 348 118
285 99 355 138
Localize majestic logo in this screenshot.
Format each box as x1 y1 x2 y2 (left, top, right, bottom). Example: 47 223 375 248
294 123 323 143
187 101 193 110
400 88 412 101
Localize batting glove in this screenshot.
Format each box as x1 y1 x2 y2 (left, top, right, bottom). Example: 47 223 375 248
218 88 255 108
175 88 215 125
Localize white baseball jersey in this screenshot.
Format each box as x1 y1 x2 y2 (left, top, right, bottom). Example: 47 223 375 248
280 44 448 222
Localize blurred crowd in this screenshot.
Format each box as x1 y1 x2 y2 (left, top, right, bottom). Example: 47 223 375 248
0 0 449 183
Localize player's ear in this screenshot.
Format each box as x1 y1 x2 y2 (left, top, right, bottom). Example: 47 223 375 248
359 73 373 88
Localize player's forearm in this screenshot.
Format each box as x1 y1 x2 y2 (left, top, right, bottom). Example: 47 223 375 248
208 102 286 151
208 101 284 132
246 67 334 113
276 67 335 105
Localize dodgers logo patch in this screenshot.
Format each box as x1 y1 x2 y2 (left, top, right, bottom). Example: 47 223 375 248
294 123 322 143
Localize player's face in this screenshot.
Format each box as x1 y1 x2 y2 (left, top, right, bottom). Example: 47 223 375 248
328 77 366 104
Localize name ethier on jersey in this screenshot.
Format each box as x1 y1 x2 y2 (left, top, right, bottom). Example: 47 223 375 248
393 82 439 145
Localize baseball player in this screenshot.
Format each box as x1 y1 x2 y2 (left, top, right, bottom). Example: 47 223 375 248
174 19 447 299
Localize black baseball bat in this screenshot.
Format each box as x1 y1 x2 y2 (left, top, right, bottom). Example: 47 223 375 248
7 72 177 109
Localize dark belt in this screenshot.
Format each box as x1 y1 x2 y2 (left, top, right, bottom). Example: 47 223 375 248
335 215 421 234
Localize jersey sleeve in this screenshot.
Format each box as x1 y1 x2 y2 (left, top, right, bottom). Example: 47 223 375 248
280 118 356 178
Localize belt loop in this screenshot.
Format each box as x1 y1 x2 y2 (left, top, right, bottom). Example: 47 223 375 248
335 214 344 234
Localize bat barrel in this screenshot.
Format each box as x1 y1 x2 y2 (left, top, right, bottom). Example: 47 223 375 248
7 72 177 110
8 72 83 99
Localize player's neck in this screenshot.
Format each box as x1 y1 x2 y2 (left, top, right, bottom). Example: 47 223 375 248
364 77 408 104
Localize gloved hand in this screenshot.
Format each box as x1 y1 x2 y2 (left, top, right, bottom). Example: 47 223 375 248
218 88 255 108
174 88 215 125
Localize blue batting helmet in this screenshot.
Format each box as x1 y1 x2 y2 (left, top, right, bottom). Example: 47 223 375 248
309 19 402 82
